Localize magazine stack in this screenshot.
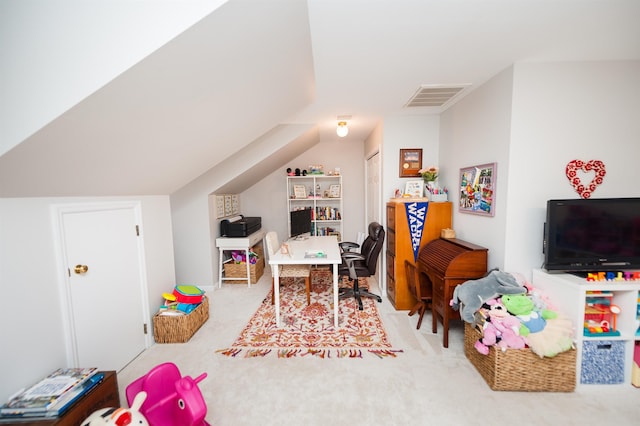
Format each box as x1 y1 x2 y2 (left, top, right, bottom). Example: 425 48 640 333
0 368 101 420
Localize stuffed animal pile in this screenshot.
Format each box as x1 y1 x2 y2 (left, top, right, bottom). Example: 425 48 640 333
455 271 575 358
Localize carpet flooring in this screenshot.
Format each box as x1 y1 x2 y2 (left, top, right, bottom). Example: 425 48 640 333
217 270 401 358
116 270 640 425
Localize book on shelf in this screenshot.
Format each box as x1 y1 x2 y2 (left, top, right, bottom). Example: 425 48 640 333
0 367 98 418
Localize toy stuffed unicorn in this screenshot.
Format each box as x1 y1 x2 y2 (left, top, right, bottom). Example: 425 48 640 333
81 391 148 426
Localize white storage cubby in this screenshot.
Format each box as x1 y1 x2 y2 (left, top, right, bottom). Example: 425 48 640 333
532 269 640 388
287 175 342 240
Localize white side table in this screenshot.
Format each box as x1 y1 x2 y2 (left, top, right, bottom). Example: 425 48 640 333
215 229 266 288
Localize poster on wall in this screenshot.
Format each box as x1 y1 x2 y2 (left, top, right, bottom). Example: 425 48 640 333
458 162 496 217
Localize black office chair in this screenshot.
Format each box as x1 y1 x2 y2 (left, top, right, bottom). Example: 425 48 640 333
338 222 385 310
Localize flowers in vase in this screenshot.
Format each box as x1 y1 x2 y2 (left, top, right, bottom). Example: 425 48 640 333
419 166 439 182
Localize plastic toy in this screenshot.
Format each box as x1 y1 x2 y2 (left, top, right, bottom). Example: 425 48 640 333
584 292 621 336
81 391 148 426
231 250 258 265
125 362 209 426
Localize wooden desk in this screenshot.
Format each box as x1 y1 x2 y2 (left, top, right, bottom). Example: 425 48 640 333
417 238 487 348
216 229 266 287
0 371 119 425
269 235 342 327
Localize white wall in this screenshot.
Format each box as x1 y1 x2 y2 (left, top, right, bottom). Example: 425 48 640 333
381 115 440 204
240 139 366 269
440 60 640 278
440 66 514 270
505 60 640 277
0 0 226 155
0 196 175 402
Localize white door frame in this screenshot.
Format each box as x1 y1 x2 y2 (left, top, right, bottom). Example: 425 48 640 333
365 146 383 290
51 201 152 367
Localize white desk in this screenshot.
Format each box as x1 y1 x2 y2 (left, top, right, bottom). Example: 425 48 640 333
269 235 342 327
216 229 266 288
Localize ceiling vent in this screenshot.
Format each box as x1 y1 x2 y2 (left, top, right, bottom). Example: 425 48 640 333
404 84 470 109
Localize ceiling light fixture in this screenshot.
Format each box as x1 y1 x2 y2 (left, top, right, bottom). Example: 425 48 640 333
336 121 349 137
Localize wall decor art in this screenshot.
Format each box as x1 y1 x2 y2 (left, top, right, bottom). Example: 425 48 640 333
459 162 496 216
399 148 423 178
565 159 606 199
404 180 424 198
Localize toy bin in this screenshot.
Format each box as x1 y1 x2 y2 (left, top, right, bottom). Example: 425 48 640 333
580 340 625 384
153 296 209 343
464 323 576 392
223 245 265 284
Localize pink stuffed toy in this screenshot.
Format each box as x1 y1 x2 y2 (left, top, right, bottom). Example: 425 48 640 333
474 298 526 355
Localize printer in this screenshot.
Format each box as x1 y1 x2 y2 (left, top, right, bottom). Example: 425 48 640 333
220 215 262 237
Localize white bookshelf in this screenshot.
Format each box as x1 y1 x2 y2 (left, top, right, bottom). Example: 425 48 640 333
287 175 342 240
532 269 640 389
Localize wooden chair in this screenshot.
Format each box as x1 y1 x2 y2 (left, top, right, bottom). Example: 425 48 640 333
405 259 432 330
264 231 312 305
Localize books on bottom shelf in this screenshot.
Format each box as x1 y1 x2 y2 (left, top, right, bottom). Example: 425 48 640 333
0 367 100 419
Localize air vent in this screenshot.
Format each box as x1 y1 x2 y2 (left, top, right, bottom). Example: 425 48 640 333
404 84 470 108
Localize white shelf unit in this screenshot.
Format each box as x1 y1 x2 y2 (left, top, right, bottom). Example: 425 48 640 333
287 175 343 240
532 269 640 389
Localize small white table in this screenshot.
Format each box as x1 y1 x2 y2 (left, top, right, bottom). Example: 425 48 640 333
268 235 342 327
216 229 266 288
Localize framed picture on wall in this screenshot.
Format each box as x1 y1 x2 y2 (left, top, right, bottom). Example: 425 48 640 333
459 162 497 216
215 195 225 218
399 148 423 178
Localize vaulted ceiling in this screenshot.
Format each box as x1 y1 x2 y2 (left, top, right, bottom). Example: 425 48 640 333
1 0 639 197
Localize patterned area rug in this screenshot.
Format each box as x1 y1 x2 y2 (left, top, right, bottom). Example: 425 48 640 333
217 269 402 359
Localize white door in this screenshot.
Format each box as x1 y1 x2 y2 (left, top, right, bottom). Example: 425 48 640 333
59 203 148 371
366 151 383 287
366 151 381 226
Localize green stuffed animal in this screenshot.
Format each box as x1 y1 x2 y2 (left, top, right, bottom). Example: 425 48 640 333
501 294 556 336
501 294 573 358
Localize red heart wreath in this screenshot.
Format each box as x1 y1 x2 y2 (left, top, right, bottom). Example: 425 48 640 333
565 159 606 199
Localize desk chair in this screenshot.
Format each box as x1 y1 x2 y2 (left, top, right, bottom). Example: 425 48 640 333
338 222 385 310
405 259 432 329
265 231 312 305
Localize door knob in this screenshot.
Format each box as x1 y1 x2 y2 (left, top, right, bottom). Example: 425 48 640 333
74 264 89 274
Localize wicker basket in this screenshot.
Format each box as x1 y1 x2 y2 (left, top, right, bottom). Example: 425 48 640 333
464 323 576 392
223 258 264 284
153 296 209 343
223 244 265 284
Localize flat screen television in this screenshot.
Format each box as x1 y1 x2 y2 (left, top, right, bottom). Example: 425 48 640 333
290 208 312 238
543 198 640 273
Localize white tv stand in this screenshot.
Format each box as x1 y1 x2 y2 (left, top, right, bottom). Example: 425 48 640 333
532 269 640 389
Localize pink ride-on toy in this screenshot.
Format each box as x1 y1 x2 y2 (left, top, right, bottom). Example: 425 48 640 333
125 362 209 426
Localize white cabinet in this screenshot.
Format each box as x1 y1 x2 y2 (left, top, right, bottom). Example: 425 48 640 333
532 269 640 388
287 175 342 239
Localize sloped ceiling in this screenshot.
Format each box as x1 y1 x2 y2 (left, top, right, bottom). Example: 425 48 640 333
1 0 640 197
0 0 315 197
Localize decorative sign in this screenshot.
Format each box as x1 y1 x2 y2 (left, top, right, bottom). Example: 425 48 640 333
404 201 429 261
565 159 606 199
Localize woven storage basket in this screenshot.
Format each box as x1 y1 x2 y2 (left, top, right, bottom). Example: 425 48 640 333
223 258 264 284
223 244 265 284
464 323 576 392
153 296 209 343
